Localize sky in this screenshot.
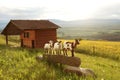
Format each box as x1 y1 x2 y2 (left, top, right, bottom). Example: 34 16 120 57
0 0 120 21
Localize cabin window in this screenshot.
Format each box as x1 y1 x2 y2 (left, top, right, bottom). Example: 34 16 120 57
24 32 29 38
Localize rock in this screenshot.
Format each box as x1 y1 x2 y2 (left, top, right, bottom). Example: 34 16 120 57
64 65 96 78
43 54 81 67
80 68 97 78
64 65 82 76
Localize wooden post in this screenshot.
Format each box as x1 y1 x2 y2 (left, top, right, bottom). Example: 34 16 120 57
5 35 8 45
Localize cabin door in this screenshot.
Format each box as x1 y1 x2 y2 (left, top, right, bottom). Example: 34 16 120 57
32 40 35 48
21 39 23 47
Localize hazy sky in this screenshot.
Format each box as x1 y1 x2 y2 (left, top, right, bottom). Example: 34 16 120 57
0 0 120 21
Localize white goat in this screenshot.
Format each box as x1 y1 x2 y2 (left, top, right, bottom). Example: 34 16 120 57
44 40 53 54
53 41 62 55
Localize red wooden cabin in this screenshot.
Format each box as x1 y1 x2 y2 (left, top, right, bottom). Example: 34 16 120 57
1 20 60 48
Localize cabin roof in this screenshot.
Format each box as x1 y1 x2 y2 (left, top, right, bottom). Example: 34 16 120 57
1 20 60 35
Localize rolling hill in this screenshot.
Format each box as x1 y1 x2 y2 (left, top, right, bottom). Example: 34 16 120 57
50 19 120 41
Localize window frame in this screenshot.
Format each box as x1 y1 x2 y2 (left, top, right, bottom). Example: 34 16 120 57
24 32 29 38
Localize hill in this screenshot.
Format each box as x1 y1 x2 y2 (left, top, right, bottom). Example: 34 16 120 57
57 27 120 41
51 19 120 41
50 19 120 28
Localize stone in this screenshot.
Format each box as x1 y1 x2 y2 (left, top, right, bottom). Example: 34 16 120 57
64 65 96 78
43 54 81 67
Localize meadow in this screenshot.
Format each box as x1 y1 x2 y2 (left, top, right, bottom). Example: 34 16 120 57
0 35 120 80
76 40 120 61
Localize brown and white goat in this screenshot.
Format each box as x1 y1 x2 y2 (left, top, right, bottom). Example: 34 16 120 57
63 39 80 57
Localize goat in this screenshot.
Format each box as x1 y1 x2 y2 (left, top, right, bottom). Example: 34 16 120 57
63 39 80 57
53 41 62 55
44 40 53 54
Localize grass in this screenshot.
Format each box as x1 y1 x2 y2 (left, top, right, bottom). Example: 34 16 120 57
0 35 120 80
76 40 120 61
75 53 120 80
0 46 88 80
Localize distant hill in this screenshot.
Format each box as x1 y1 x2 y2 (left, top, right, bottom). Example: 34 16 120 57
50 19 120 41
50 19 120 28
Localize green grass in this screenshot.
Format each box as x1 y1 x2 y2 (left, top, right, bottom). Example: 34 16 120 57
75 53 120 80
0 46 88 80
0 35 120 80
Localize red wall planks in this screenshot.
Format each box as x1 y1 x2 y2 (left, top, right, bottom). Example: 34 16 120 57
21 30 35 48
20 29 57 48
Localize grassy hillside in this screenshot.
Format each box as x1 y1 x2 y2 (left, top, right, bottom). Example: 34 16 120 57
0 35 120 80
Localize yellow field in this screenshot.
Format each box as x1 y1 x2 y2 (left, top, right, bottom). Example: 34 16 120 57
59 39 120 61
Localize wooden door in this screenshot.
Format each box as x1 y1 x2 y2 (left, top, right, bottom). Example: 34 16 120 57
32 40 35 48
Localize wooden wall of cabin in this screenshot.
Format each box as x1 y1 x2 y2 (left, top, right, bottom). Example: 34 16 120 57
20 29 57 48
20 30 35 48
35 29 57 48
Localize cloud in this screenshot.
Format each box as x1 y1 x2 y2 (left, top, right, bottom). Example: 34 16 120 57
0 7 46 21
0 2 120 22
93 4 120 19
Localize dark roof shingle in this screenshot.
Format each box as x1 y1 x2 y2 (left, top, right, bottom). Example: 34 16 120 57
11 20 60 29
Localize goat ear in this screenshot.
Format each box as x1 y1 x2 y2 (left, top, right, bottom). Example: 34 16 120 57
78 38 82 41
75 39 79 41
75 39 77 41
